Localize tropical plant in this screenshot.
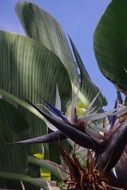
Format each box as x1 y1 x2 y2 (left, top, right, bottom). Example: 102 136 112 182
0 0 127 189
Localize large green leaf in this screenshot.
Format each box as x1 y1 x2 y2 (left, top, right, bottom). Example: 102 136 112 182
0 31 71 111
0 99 30 141
16 2 79 85
0 89 48 123
94 0 127 93
0 99 28 174
0 99 44 188
0 30 71 150
0 89 60 134
0 30 71 165
69 37 107 108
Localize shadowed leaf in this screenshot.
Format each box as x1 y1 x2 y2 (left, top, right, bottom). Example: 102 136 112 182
94 0 127 94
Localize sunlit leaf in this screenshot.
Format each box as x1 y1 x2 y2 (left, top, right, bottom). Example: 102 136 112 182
69 37 107 108
16 2 79 86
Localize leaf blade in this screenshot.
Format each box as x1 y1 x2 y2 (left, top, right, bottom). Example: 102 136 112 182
94 0 127 93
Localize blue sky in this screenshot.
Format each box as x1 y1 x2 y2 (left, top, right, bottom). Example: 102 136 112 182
0 0 115 109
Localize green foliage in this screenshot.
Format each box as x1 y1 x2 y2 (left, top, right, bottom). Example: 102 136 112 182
0 0 127 189
16 1 106 109
0 100 28 174
94 0 127 94
69 37 107 108
16 2 79 86
0 29 72 165
94 0 127 188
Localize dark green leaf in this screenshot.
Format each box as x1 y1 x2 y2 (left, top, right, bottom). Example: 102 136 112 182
0 99 28 174
94 0 127 93
0 31 72 158
0 31 71 111
69 37 107 108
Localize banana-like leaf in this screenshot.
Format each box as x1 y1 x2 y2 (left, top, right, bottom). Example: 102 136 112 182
0 31 71 158
0 99 28 174
16 2 107 110
0 89 50 124
94 0 127 94
16 2 79 86
0 99 30 141
0 90 66 144
69 37 107 108
0 31 71 112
